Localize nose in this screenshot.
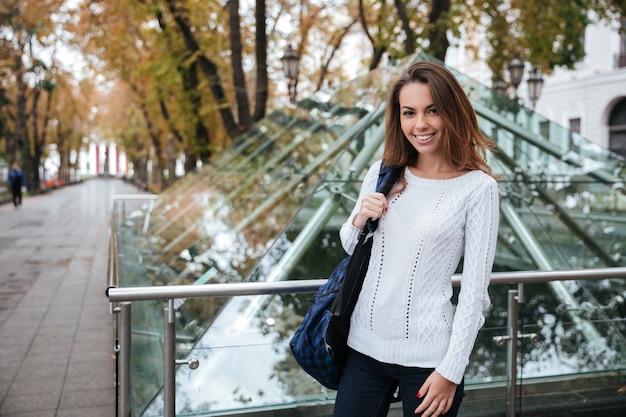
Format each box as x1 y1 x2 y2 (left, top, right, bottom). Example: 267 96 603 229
412 113 429 132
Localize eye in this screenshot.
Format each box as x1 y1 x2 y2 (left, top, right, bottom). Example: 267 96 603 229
402 110 414 117
427 107 438 115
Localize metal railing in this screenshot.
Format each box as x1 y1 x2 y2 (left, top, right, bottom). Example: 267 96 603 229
108 194 158 417
107 267 626 417
108 194 158 291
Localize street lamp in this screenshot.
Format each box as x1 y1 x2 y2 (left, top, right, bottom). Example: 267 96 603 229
493 76 508 96
527 66 544 110
492 76 509 110
281 44 300 103
507 52 525 102
495 52 543 110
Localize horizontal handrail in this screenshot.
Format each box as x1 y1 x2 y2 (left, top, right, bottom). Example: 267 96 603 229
106 266 626 302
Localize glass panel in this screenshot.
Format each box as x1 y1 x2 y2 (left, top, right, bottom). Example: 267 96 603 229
137 279 626 416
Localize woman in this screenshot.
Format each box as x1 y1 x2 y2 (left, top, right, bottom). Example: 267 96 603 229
334 61 499 417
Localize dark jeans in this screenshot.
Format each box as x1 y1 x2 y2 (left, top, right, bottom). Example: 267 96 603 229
333 349 464 417
11 184 22 207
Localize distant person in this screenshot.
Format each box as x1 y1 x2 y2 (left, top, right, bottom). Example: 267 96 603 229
8 162 25 208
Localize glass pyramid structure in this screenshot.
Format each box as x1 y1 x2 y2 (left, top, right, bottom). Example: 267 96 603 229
112 54 626 416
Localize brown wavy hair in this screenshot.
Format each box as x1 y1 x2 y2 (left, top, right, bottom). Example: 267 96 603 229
382 61 495 177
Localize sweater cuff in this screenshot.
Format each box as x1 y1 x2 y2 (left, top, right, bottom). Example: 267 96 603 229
340 219 363 254
435 358 466 385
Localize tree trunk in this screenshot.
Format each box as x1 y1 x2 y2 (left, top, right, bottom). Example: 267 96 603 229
39 82 55 180
166 0 240 139
394 0 415 55
427 0 451 61
253 0 268 121
13 54 27 164
316 22 356 91
28 85 43 188
229 0 252 130
369 46 387 71
159 99 185 144
182 61 212 165
183 150 197 174
358 0 386 70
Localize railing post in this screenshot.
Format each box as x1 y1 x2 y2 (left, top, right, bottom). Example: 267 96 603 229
118 302 132 417
164 299 176 417
506 289 519 417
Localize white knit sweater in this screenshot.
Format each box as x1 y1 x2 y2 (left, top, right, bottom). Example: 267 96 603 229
340 160 499 384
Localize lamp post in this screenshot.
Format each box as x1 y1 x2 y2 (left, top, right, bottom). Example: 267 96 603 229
507 52 525 102
493 76 508 96
494 52 543 110
527 66 544 110
281 44 300 103
492 76 509 111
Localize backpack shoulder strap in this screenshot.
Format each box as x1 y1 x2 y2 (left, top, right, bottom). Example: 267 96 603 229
367 162 404 233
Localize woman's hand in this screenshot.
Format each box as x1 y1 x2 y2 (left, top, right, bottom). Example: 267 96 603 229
352 192 388 229
414 371 457 416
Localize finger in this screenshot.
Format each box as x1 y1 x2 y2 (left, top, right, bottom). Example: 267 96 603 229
426 401 445 417
414 397 431 415
415 379 431 409
438 401 448 416
416 395 450 417
361 200 385 219
416 401 436 417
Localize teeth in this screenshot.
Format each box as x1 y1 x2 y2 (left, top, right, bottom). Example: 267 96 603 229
415 134 434 141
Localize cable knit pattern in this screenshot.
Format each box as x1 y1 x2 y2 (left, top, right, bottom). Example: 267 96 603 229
340 160 499 384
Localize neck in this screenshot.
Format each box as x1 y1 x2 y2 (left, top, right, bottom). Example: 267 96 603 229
410 156 467 179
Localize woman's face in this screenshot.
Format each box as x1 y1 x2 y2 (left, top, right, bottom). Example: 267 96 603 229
398 82 445 159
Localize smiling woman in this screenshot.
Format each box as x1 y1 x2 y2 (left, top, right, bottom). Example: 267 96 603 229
333 61 499 417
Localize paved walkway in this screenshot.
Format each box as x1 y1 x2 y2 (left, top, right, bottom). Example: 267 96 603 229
0 178 147 417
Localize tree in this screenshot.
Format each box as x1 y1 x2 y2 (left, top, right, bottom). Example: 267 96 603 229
62 0 626 189
466 0 626 79
0 0 67 189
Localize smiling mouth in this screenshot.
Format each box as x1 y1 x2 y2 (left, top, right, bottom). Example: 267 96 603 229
414 133 435 142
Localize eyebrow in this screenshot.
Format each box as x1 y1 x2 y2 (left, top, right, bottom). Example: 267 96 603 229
400 103 435 111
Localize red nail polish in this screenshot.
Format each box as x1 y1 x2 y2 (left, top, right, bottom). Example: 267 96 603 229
416 392 422 398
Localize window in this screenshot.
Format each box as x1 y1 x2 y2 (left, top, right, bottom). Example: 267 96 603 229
609 99 626 157
569 118 581 134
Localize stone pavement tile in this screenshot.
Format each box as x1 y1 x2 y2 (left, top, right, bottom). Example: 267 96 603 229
28 338 73 357
56 405 115 417
0 391 59 415
72 326 114 354
62 368 114 392
36 324 78 340
39 314 79 329
7 375 64 397
0 410 55 417
0 366 19 400
58 386 115 409
67 348 114 368
0 326 38 347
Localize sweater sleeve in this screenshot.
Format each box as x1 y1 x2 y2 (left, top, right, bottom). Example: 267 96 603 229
436 176 500 384
339 160 382 255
